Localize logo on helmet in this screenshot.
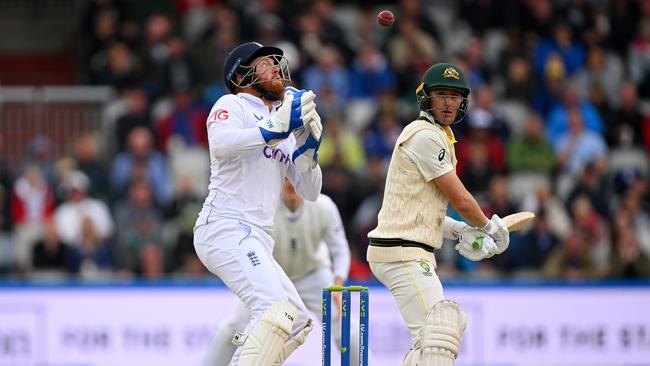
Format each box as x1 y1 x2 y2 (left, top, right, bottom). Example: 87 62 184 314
442 67 460 80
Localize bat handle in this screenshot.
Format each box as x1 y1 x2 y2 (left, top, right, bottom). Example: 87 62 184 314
472 236 484 250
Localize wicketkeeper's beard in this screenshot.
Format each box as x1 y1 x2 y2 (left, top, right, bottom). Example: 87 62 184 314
254 79 285 101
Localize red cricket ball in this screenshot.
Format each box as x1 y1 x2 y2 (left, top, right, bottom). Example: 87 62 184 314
377 10 395 27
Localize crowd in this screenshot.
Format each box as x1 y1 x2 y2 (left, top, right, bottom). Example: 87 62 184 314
0 0 649 281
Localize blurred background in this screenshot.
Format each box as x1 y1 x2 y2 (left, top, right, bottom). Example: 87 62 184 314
0 0 649 365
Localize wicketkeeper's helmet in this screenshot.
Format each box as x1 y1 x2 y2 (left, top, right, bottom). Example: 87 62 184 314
223 42 290 94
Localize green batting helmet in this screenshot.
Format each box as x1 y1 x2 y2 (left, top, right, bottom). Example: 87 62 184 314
416 63 470 124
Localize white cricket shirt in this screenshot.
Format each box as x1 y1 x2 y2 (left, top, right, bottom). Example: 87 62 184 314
194 92 322 231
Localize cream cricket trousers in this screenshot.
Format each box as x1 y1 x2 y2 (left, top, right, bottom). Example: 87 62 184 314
369 259 444 344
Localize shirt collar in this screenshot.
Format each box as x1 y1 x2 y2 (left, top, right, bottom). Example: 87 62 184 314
418 111 457 144
238 92 283 110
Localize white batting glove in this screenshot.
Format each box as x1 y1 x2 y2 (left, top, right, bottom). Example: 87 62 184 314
258 88 316 146
291 104 322 172
479 214 510 254
455 230 498 261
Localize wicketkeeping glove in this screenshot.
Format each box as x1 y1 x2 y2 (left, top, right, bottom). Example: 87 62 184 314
258 88 316 146
292 109 322 172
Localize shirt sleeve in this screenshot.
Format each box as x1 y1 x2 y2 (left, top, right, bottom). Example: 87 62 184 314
400 129 454 181
319 195 351 281
286 164 322 201
206 96 266 158
286 134 322 201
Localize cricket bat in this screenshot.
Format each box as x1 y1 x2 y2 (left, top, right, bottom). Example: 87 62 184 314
472 211 535 249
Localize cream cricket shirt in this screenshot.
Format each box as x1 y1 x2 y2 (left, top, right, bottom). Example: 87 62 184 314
367 113 457 264
271 194 350 281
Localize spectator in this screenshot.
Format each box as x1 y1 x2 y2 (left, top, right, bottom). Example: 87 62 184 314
113 179 165 274
609 192 650 278
348 45 396 99
503 56 536 102
114 87 153 151
31 219 74 276
533 21 586 77
23 135 57 186
607 81 645 148
156 88 209 151
74 134 108 201
455 112 506 178
628 19 650 97
54 170 114 246
110 127 173 205
169 175 204 276
532 54 568 117
572 45 623 106
387 16 438 96
547 84 605 145
461 85 509 140
318 115 366 172
554 108 607 175
11 165 56 270
515 209 561 271
521 182 572 240
302 46 349 106
363 111 402 164
155 37 202 95
506 113 555 175
68 217 117 279
543 229 598 280
566 163 610 220
89 41 141 89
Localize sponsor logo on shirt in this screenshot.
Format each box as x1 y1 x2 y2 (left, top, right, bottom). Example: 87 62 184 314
263 146 292 165
214 109 229 121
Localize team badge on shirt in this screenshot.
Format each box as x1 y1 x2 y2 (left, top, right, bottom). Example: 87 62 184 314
247 251 260 266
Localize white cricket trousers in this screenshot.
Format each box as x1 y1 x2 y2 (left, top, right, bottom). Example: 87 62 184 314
194 218 311 366
206 266 370 366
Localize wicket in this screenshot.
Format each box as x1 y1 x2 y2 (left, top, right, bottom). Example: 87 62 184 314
322 285 369 366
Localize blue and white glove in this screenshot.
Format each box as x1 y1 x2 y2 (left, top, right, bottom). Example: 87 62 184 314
479 214 510 254
257 88 316 146
292 109 322 172
454 231 499 261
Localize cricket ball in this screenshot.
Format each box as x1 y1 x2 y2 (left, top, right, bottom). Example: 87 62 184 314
377 10 395 27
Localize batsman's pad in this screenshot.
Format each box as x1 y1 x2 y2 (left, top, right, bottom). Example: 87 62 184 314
420 300 468 366
272 318 313 365
237 300 297 366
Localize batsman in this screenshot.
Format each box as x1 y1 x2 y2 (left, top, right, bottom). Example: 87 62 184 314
367 63 511 365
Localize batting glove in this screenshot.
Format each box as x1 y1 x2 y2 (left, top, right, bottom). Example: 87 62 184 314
479 214 510 254
292 109 322 172
454 231 498 261
258 88 316 146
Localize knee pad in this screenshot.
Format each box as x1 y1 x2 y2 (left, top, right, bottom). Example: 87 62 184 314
236 299 297 366
420 300 468 366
